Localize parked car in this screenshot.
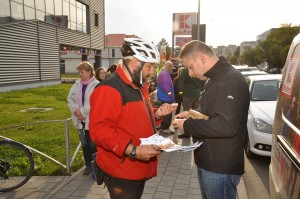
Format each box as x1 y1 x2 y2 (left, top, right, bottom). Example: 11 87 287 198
269 33 300 199
249 66 260 71
245 74 282 158
233 65 252 72
241 71 268 77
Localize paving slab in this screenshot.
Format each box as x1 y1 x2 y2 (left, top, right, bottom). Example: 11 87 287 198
0 136 248 199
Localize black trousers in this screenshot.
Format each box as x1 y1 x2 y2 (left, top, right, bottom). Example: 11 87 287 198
103 174 145 199
160 101 173 130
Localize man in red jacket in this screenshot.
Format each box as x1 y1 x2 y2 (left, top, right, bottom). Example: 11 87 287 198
89 38 177 199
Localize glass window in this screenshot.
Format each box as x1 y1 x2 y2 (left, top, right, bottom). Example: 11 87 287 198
0 0 10 17
24 6 35 20
70 21 76 30
70 3 76 22
36 0 45 11
62 0 69 20
12 0 23 3
54 15 62 26
45 14 54 24
54 0 62 16
77 24 82 32
36 10 45 21
11 2 24 22
82 25 87 33
94 12 98 27
24 0 34 7
251 80 279 101
82 8 86 26
45 0 54 14
76 5 82 25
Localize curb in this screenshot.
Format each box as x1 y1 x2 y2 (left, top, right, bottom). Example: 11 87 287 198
237 176 248 199
43 167 85 199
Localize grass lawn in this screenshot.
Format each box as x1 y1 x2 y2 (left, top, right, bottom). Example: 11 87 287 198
61 73 79 79
0 84 85 176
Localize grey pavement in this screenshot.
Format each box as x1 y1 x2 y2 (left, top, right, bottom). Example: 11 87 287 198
0 136 248 199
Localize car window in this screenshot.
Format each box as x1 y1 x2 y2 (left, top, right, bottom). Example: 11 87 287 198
251 80 279 101
279 43 300 156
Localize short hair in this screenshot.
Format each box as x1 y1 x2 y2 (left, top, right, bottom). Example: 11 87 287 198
164 61 173 69
180 40 215 59
76 61 95 77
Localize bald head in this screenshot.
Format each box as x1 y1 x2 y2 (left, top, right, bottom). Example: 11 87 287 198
164 61 174 72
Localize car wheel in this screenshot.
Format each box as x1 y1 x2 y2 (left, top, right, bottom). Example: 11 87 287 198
245 136 254 158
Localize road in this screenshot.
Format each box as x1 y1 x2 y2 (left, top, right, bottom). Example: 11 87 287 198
243 154 271 199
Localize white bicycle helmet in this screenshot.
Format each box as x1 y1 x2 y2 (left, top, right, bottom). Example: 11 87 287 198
121 38 160 64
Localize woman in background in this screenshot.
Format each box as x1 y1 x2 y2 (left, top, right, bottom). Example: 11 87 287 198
95 67 107 82
67 61 99 175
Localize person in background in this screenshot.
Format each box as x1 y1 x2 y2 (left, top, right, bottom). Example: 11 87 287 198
89 38 176 199
173 67 184 114
67 61 99 175
157 61 175 134
107 64 117 76
95 67 107 82
173 40 250 199
178 67 205 138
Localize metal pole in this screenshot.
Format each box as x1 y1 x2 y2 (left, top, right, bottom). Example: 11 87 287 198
172 13 175 58
197 0 200 40
65 120 70 175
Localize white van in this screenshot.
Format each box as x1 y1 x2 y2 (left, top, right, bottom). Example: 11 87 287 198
269 33 300 198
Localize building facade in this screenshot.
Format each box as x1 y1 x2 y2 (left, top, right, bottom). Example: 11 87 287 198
0 0 105 92
240 41 258 55
213 45 237 57
257 28 277 42
101 34 140 68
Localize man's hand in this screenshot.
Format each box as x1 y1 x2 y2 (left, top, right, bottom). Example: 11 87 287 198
74 109 84 121
155 103 178 118
174 111 189 119
172 119 186 130
136 145 162 161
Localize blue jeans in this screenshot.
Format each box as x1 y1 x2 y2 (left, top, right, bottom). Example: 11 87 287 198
197 167 241 199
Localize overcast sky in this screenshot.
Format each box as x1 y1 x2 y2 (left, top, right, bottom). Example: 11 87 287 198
105 0 299 47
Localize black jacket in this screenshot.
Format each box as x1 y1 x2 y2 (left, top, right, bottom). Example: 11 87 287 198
184 56 250 175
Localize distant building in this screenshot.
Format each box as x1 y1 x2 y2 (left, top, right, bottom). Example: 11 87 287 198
101 34 140 67
227 45 237 56
240 41 258 55
257 28 277 42
0 0 105 92
213 45 237 57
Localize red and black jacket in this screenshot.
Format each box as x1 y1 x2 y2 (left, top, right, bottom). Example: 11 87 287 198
89 66 160 180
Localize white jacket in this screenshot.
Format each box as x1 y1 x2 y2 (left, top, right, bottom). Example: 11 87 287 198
67 78 99 130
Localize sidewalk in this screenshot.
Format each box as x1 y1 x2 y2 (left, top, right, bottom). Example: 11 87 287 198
0 135 248 199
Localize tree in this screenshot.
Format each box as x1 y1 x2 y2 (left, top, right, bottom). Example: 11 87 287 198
257 24 300 70
241 48 259 66
229 55 239 65
157 38 171 61
239 25 300 70
157 38 168 47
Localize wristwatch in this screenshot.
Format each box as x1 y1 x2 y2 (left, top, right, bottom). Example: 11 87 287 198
129 146 137 159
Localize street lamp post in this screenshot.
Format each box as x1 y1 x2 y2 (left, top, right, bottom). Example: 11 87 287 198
197 0 200 40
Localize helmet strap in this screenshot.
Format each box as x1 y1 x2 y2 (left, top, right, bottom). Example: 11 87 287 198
123 59 145 87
